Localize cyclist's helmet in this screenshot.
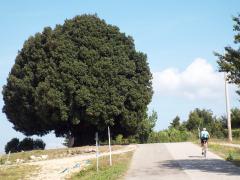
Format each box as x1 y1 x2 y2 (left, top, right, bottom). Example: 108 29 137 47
203 128 206 131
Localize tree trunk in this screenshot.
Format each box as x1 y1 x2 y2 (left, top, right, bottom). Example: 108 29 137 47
68 134 75 147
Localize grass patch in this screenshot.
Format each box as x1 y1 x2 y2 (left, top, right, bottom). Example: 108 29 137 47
70 151 134 180
208 143 240 167
0 165 39 180
210 138 240 144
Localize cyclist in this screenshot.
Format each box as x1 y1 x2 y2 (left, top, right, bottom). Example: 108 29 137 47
200 128 210 155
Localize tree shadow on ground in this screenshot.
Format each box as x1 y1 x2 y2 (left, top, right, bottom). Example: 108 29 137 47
158 158 240 176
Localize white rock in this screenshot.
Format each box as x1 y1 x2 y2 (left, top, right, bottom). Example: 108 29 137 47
41 155 48 160
16 159 24 163
30 155 36 160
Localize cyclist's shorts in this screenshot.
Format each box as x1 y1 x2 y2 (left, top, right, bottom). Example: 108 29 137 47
201 137 208 144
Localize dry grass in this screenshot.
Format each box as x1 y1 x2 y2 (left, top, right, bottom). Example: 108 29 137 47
208 143 240 167
210 138 240 144
0 145 123 164
0 164 39 180
70 151 134 180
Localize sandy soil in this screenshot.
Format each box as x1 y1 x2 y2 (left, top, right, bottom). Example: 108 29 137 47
26 144 136 180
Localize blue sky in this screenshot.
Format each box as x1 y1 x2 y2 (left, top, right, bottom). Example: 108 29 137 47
0 0 240 153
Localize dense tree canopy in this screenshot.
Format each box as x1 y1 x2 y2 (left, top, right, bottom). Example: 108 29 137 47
2 15 153 145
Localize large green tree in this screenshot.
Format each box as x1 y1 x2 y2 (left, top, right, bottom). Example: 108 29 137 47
185 108 225 137
186 108 215 131
216 15 240 86
2 15 153 146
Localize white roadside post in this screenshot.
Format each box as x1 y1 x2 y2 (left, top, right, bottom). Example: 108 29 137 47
108 126 112 166
224 72 232 142
95 132 99 172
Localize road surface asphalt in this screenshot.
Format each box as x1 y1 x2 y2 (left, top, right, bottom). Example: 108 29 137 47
125 142 240 180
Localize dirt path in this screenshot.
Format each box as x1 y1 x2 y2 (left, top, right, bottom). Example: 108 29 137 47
27 144 136 180
125 142 240 180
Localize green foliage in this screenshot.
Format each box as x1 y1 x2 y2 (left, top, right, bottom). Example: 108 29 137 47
148 128 192 143
231 108 240 128
231 129 240 138
227 153 234 161
148 131 169 143
33 139 46 150
2 14 153 146
135 110 157 143
126 136 138 144
115 134 123 144
148 108 228 144
184 108 225 138
169 116 180 129
216 15 240 85
5 137 46 153
186 108 215 131
18 138 34 151
5 138 20 153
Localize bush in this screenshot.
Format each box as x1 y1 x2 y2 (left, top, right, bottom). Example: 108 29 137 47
232 129 240 138
147 129 194 143
18 138 34 151
222 129 240 138
5 138 19 153
127 136 138 144
115 134 123 145
148 131 169 143
33 139 46 150
226 153 234 161
111 134 131 145
5 137 46 153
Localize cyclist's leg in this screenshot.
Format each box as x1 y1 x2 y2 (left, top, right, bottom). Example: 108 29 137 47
201 138 204 154
206 138 209 149
200 138 204 146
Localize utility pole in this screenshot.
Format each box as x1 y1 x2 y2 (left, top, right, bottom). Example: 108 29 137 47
224 72 232 142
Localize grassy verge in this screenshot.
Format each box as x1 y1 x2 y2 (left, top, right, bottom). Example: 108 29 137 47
208 143 240 167
0 165 39 180
70 151 134 180
210 138 240 144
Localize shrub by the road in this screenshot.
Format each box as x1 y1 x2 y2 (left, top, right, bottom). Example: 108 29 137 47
5 138 20 153
5 137 46 153
33 139 46 150
147 128 193 143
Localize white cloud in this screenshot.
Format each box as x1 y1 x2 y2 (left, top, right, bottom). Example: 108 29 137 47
152 58 225 100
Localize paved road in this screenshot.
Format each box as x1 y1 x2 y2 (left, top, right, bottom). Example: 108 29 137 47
125 142 240 180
